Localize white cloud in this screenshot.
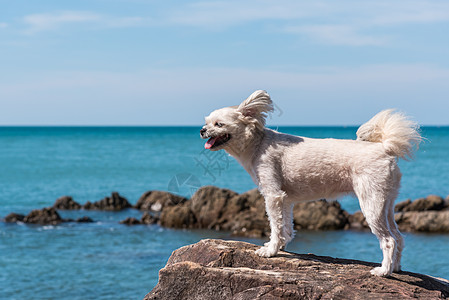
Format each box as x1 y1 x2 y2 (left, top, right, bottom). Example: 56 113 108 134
285 25 388 46
23 11 101 33
165 0 449 46
22 11 147 34
0 22 8 29
167 1 325 28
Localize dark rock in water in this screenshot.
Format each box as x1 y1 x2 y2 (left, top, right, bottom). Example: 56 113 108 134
217 189 269 237
397 195 445 212
347 211 369 230
160 204 196 228
83 192 131 211
119 212 159 225
76 216 94 223
53 196 82 210
141 212 158 225
395 199 412 212
157 187 351 237
134 191 187 211
445 195 449 208
120 217 141 225
190 186 238 229
395 211 449 232
4 213 25 223
293 200 349 230
145 239 449 300
23 207 63 225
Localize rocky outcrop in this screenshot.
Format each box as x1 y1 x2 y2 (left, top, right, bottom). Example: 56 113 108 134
4 213 25 223
119 212 159 225
145 239 449 300
134 191 187 211
23 207 63 225
83 192 131 211
395 195 446 212
120 217 141 225
293 200 349 230
4 207 94 225
4 187 449 234
53 196 82 210
350 194 449 232
395 211 449 232
74 216 94 223
156 186 350 237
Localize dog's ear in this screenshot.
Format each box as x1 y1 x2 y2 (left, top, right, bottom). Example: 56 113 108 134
237 90 273 125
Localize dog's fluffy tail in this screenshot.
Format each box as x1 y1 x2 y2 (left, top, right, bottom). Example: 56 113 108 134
356 109 421 160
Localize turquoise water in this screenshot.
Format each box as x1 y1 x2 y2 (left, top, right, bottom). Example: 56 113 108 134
1 126 448 299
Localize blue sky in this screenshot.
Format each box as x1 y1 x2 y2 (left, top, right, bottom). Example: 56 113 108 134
1 0 448 125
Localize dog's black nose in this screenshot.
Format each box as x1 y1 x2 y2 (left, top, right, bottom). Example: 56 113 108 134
200 128 207 136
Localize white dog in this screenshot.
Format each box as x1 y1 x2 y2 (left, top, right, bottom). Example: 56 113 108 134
200 90 421 277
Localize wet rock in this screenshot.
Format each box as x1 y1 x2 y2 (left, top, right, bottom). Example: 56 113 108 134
83 192 131 211
217 189 269 237
397 195 445 212
395 211 449 232
23 207 63 225
134 191 187 211
4 213 25 223
120 217 141 225
190 186 238 229
395 199 412 212
160 203 196 228
145 239 449 300
53 196 82 210
293 200 349 230
141 212 159 225
76 216 94 223
158 187 351 237
347 211 369 230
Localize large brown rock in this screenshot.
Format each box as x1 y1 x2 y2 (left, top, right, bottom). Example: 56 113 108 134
4 213 25 223
216 189 269 237
160 203 196 228
53 196 82 210
83 192 131 211
145 239 449 300
134 191 187 211
23 207 63 225
396 195 445 212
190 186 238 228
347 211 370 230
293 200 349 230
395 211 449 232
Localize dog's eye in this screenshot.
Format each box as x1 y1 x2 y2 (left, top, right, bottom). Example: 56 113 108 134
215 122 224 127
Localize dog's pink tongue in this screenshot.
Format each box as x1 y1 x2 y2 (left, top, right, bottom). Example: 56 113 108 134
205 137 217 149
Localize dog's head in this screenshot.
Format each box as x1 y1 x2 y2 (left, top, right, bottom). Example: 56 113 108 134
200 90 273 153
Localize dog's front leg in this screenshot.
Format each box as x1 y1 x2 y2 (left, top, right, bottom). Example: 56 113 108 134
256 192 286 257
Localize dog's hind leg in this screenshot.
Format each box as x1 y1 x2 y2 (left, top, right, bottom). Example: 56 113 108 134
280 199 295 250
387 190 404 272
354 181 398 277
256 191 286 257
386 168 404 272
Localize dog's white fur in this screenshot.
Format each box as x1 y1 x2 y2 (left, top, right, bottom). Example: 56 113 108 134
200 90 421 277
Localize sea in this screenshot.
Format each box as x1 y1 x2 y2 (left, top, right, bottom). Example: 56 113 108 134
0 126 448 299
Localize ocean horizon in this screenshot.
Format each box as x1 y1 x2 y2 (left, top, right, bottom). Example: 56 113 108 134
1 126 448 299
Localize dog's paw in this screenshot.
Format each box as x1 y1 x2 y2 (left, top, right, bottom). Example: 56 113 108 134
255 245 278 257
370 266 391 277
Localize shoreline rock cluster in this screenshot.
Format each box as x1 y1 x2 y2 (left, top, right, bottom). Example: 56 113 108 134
145 239 449 299
2 186 449 235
